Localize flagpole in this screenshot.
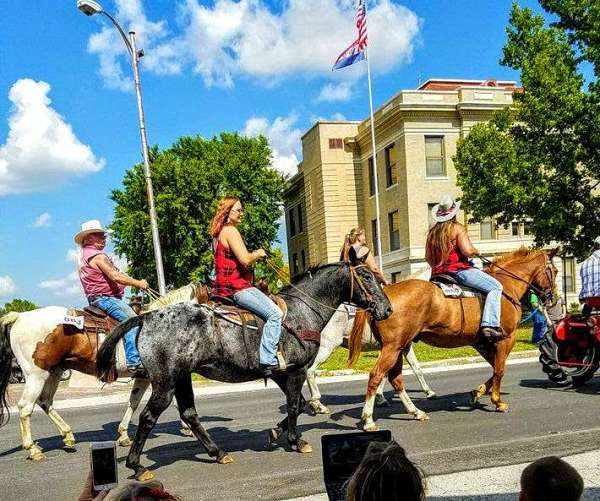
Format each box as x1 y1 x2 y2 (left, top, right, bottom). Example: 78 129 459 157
364 44 384 272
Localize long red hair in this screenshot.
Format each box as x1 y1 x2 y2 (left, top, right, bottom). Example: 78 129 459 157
209 196 240 238
425 219 462 268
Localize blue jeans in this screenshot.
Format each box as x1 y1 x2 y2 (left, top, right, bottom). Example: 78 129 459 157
456 267 503 328
89 296 141 367
531 309 547 344
233 287 283 366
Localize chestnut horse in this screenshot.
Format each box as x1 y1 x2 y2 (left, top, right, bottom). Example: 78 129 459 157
348 248 559 431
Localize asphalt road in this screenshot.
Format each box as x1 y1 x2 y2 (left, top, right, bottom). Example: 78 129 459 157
2 360 600 501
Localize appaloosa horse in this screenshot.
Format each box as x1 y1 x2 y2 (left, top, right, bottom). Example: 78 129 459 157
306 303 435 415
97 260 392 481
0 283 207 460
347 248 558 431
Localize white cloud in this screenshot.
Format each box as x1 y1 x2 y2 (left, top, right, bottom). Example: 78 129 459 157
0 276 15 297
87 0 420 89
0 79 105 196
38 271 82 298
244 115 302 177
32 212 52 228
317 82 354 102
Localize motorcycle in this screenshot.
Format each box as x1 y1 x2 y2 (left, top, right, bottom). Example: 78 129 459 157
539 310 600 386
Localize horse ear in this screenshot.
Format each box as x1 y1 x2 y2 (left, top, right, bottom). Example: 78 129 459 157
548 247 561 259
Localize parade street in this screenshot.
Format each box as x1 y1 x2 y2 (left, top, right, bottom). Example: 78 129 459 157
2 359 600 501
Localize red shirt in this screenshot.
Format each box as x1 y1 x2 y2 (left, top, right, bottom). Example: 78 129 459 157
79 246 126 298
213 239 253 297
431 240 472 275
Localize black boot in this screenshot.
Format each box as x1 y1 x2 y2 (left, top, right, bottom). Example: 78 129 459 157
127 364 148 379
479 326 510 343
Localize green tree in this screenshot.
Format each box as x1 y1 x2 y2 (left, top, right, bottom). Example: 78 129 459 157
253 248 290 294
453 2 600 259
0 298 37 316
111 133 286 288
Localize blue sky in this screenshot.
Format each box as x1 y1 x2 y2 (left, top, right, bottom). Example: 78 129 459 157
0 0 546 306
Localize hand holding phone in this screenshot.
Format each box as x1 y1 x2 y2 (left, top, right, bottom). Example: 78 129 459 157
90 442 118 491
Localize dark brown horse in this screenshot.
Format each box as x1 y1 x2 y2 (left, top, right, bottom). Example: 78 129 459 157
348 247 559 431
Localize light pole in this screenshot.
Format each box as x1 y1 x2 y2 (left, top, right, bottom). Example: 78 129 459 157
77 0 167 295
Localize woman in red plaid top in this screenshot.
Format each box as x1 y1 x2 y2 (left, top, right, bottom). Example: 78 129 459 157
210 196 284 375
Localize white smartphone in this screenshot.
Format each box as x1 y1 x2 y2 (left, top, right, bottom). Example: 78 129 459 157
90 441 118 491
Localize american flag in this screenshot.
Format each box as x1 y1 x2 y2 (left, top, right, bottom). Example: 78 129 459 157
333 0 368 71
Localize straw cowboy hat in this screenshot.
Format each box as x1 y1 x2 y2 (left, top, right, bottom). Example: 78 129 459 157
431 194 461 223
74 219 113 245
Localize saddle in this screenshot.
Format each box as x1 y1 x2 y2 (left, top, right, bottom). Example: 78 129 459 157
65 306 120 335
430 273 481 299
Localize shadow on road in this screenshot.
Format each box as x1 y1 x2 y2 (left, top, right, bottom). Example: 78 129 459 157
428 487 600 500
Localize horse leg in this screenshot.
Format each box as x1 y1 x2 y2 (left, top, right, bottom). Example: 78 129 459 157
126 386 174 481
284 371 312 454
37 368 76 450
388 356 429 421
374 376 390 408
470 342 497 406
116 378 150 447
268 374 310 452
489 339 514 413
306 331 341 415
17 368 50 461
361 346 402 432
174 376 232 464
404 344 436 399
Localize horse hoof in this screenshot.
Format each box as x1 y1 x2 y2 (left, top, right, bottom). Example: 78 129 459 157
375 395 390 408
308 401 330 415
295 440 313 454
180 427 193 437
495 403 509 413
267 428 282 447
29 450 46 462
218 453 234 464
469 389 481 406
63 441 77 451
362 422 379 432
136 469 155 481
426 391 437 400
414 411 430 421
118 437 132 447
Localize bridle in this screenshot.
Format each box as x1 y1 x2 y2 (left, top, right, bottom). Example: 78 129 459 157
481 254 556 307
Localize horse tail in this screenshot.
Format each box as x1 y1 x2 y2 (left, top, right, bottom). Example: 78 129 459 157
97 315 144 380
0 312 19 427
348 309 370 368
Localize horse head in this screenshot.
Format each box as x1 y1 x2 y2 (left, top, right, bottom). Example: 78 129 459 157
345 251 393 322
530 247 560 306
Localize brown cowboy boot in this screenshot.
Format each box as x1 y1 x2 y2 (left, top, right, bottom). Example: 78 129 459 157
479 326 510 343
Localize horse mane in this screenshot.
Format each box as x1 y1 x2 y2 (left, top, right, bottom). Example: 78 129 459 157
485 247 545 271
289 262 345 285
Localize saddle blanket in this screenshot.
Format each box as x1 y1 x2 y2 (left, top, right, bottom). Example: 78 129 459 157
436 283 477 298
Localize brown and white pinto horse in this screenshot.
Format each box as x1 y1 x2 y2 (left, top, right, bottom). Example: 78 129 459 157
348 247 559 431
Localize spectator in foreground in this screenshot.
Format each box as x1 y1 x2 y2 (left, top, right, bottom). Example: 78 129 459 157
77 471 181 500
520 456 583 501
346 441 426 501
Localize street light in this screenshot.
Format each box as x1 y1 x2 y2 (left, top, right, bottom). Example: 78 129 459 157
77 0 167 295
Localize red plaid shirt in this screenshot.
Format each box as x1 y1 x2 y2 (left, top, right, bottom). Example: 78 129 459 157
213 239 253 297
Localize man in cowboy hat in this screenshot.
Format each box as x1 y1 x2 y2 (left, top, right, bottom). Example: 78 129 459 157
580 236 600 316
75 220 149 377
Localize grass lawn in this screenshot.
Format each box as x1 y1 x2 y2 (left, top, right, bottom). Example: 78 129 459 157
318 325 537 373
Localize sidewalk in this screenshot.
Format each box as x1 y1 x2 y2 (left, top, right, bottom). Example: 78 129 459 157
7 351 540 414
287 449 600 500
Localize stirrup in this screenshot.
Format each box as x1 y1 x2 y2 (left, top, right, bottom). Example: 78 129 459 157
276 350 287 371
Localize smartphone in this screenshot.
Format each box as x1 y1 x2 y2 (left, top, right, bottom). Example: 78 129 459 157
90 441 118 491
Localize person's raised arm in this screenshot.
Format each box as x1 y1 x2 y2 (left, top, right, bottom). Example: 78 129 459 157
365 253 389 285
92 255 149 290
456 226 479 258
222 226 266 267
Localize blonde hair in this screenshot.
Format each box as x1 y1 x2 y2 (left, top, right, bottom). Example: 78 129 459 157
209 196 240 238
425 219 462 268
340 227 366 261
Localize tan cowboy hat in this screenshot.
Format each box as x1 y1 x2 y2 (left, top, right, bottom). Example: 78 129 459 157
431 194 461 223
74 219 113 245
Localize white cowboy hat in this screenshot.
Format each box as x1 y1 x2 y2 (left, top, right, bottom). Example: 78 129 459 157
74 219 113 245
595 236 600 245
431 194 461 223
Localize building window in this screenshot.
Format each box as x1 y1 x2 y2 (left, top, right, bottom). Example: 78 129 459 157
329 138 343 149
297 204 303 233
511 222 519 237
425 136 446 177
391 272 402 283
371 219 379 256
368 157 375 197
385 143 397 187
292 253 299 276
301 250 306 271
564 257 576 293
288 207 297 237
480 219 495 240
388 210 400 251
523 220 533 236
